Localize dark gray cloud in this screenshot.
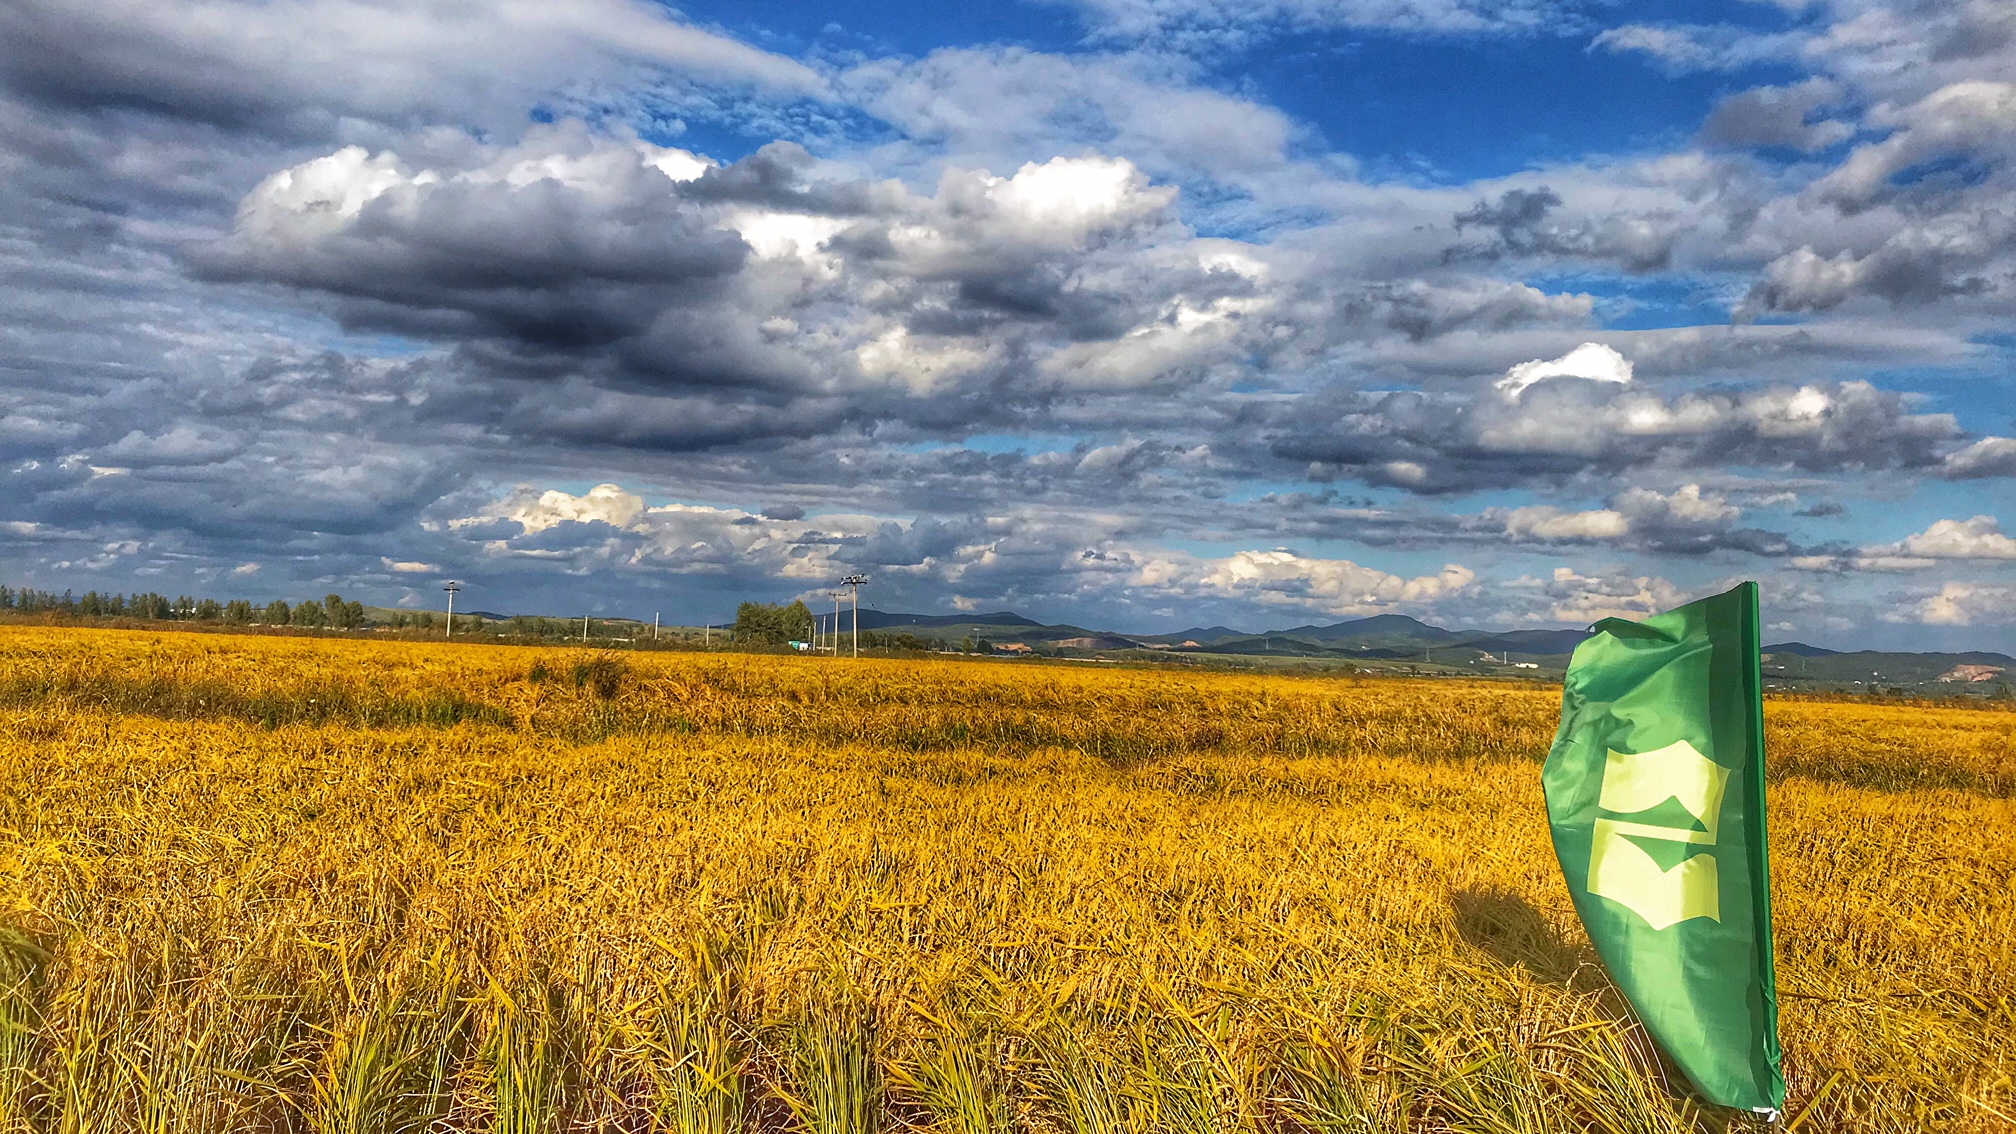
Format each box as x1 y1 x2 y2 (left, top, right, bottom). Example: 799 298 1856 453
1274 378 1968 494
1699 79 1853 153
1444 186 1676 271
0 0 822 136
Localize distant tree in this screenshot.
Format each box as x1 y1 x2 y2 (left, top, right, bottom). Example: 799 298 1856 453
863 631 928 651
734 600 814 645
323 594 367 630
173 596 197 619
224 600 253 625
293 599 327 628
79 591 104 617
195 598 222 621
133 593 171 620
106 594 126 616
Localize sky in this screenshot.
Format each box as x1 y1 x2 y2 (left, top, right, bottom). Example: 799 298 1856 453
1 0 2013 647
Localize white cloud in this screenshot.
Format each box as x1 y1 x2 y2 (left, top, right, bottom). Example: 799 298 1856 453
1941 437 2016 479
1810 81 2016 211
1136 548 1477 615
1614 484 1741 526
1589 23 1805 74
380 557 442 573
1889 582 2016 626
1891 516 2016 560
1502 506 1629 540
1807 515 2016 573
1505 566 1693 624
486 484 650 533
1496 341 1633 399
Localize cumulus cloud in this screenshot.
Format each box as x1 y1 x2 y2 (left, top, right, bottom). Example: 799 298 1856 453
1279 378 1965 494
1888 581 2016 626
1136 549 1477 615
1495 341 1633 399
1735 80 2016 319
452 483 1488 621
1500 505 1629 541
1809 81 2016 212
1882 516 2016 560
1504 566 1695 624
1940 437 2016 479
198 130 1272 410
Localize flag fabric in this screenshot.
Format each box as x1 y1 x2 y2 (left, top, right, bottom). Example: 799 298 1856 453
1542 581 1785 1114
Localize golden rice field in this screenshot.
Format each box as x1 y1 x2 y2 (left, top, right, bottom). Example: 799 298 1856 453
0 626 2008 1133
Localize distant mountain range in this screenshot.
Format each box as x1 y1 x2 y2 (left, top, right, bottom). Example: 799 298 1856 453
435 602 2009 686
827 609 1592 660
810 608 2012 686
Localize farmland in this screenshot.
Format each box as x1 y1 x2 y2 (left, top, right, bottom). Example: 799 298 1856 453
0 627 2008 1132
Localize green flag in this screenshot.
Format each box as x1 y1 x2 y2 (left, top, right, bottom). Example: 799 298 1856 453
1542 581 1785 1114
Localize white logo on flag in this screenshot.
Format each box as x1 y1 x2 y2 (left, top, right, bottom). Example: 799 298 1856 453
1587 739 1729 930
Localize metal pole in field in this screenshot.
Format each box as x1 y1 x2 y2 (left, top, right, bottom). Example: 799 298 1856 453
842 574 867 658
443 581 461 637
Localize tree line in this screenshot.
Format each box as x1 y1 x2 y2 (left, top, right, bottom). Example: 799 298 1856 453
1 586 393 630
0 584 669 643
2 584 950 653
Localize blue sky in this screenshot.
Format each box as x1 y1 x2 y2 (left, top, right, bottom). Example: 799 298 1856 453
0 0 2013 647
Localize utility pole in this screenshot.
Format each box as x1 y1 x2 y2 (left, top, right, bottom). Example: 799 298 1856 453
442 581 461 638
842 574 868 658
830 591 845 656
582 615 590 643
653 612 659 641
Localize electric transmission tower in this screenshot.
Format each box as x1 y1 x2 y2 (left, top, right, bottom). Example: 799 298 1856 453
842 574 868 658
